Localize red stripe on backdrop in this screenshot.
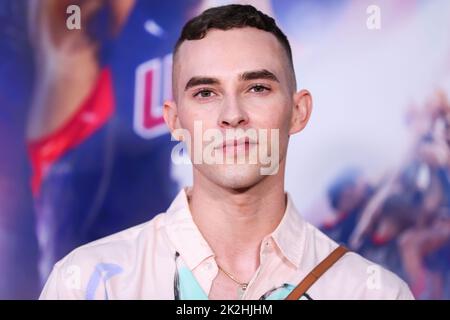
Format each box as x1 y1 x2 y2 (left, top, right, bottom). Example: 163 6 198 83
27 68 115 196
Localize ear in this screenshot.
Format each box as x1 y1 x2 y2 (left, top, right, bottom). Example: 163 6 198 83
163 100 183 141
289 89 313 135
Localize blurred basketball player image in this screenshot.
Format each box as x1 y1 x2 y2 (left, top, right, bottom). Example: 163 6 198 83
40 4 413 300
27 0 196 283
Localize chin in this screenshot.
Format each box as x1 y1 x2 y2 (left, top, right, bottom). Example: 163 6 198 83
205 163 265 191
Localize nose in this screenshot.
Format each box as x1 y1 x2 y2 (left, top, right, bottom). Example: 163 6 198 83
217 96 249 128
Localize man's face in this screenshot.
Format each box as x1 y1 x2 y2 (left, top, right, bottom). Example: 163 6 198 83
168 27 310 190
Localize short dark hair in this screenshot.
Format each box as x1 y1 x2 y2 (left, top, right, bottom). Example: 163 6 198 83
174 4 293 67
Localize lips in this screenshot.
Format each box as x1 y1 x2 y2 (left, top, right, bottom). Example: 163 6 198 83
215 137 257 150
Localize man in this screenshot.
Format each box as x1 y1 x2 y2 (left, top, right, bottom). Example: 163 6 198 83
40 4 413 300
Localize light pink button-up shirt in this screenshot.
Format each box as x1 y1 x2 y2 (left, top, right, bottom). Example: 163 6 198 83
40 188 414 300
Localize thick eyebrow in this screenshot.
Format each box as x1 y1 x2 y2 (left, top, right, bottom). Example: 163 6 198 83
184 77 220 91
240 69 279 83
183 69 279 91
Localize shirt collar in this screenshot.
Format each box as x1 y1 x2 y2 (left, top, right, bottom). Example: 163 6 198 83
163 188 306 270
269 193 307 269
163 188 214 271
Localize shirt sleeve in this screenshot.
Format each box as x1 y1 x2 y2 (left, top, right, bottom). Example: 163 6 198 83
39 265 61 299
39 259 86 300
394 279 415 300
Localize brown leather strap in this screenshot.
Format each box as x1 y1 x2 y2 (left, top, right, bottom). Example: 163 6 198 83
285 245 349 300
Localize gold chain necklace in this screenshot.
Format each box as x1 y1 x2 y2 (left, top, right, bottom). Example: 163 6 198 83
217 264 249 298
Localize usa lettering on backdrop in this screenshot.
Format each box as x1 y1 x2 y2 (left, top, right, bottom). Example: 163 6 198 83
134 53 173 139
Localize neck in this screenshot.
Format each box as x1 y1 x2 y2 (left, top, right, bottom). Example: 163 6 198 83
188 163 287 277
